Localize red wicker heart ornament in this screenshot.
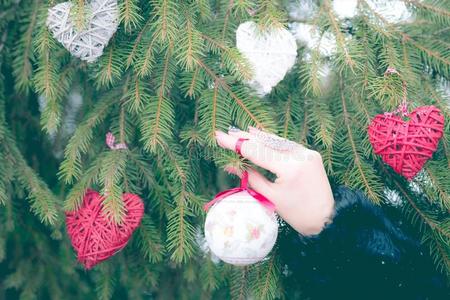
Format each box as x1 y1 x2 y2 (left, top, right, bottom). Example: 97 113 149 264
66 190 144 269
368 105 444 180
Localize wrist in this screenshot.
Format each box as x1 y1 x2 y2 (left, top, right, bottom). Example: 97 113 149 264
299 199 336 236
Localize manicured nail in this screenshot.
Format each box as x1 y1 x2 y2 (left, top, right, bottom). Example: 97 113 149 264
215 131 225 146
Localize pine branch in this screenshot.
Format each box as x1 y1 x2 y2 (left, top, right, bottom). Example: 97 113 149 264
198 59 275 130
150 0 179 43
124 76 151 113
220 0 235 42
200 258 224 292
127 152 170 212
198 80 231 145
64 155 104 211
99 150 127 224
422 165 450 210
308 99 334 148
139 46 177 152
134 34 157 78
339 76 382 203
119 0 143 32
161 145 196 263
251 256 280 300
12 0 39 94
125 19 152 69
277 93 302 140
94 39 125 88
201 33 252 81
175 8 204 71
299 46 325 96
33 7 71 132
139 92 175 153
254 0 286 29
230 266 249 300
361 0 450 77
2 131 59 225
323 0 356 69
403 0 450 24
95 264 116 300
59 94 119 184
179 67 206 98
135 215 164 263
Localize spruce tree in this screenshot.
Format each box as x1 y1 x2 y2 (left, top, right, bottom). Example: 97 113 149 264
0 0 449 299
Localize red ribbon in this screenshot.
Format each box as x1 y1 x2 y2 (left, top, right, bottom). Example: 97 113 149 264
106 132 128 150
203 171 276 212
203 138 276 212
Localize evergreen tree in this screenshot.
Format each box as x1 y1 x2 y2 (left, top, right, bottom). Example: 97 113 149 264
0 0 449 299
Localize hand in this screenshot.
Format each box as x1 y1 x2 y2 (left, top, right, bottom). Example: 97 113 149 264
215 127 335 236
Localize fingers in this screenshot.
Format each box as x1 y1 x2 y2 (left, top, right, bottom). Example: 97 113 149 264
224 166 277 205
216 131 283 175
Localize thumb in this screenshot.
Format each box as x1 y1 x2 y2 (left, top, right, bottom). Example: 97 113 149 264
224 166 276 204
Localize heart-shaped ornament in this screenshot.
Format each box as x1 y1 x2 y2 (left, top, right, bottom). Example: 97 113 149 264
46 0 119 62
236 21 297 96
66 190 144 269
368 105 444 180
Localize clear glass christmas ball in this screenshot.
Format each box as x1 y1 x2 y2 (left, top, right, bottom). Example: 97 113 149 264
204 191 278 266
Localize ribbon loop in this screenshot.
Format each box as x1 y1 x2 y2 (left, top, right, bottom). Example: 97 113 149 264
240 171 249 189
203 170 275 213
203 137 276 212
106 132 128 150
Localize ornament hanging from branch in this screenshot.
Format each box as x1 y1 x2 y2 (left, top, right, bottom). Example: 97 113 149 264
204 139 278 266
46 0 119 63
236 21 297 96
65 133 143 269
66 190 144 269
368 68 445 180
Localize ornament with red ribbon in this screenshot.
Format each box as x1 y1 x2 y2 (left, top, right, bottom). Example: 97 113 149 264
203 170 276 213
203 138 278 266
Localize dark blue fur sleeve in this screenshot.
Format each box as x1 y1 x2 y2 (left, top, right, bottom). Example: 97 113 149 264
278 186 449 299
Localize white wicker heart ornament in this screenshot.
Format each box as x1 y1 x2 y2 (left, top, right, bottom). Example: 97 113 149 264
46 0 119 63
236 21 297 95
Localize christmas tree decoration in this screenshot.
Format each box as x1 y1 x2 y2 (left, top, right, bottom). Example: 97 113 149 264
66 190 144 269
204 189 278 265
236 21 297 95
46 0 119 62
204 140 278 266
368 67 445 180
368 105 444 180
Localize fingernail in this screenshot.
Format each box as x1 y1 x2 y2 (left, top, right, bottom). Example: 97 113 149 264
215 131 225 146
228 125 240 132
215 130 226 136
